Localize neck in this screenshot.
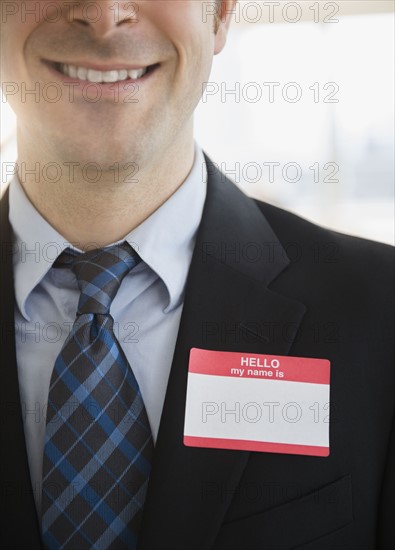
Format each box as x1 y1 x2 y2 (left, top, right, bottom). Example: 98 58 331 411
16 135 195 250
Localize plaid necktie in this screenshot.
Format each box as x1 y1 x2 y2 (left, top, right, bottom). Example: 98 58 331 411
41 242 154 550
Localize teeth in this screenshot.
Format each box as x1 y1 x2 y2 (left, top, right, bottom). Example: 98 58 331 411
129 69 146 79
60 64 148 83
77 67 88 80
87 69 104 83
118 69 128 81
103 70 121 83
68 65 78 78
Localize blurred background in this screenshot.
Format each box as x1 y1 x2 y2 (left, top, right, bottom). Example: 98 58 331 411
195 0 394 244
1 1 394 244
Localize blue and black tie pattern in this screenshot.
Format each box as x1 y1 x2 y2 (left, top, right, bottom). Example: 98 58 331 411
41 242 153 550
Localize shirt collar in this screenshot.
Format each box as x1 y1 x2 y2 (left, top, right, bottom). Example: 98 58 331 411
9 144 207 320
9 177 72 321
125 145 207 312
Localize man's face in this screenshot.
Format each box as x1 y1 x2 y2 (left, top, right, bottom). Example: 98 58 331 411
1 0 229 169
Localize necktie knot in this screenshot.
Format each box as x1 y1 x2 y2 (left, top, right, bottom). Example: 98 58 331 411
56 241 141 314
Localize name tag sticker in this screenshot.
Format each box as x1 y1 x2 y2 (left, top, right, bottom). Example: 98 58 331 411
184 348 330 457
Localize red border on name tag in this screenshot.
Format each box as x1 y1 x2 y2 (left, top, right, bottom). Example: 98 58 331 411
184 436 330 457
188 348 330 385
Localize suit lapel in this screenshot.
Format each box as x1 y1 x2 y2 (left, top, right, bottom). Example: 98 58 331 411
138 159 306 549
0 188 43 547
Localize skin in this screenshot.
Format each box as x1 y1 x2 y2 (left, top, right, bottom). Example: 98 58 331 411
0 0 236 249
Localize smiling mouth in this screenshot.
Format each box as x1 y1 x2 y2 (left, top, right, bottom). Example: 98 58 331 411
46 61 158 83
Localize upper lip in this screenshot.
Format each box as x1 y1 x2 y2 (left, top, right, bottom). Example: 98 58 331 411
44 59 155 71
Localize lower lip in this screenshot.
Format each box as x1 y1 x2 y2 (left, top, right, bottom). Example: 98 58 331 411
42 61 158 99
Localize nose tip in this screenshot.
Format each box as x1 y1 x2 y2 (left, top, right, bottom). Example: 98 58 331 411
66 1 138 36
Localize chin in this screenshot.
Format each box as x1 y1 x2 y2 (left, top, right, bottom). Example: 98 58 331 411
51 133 142 166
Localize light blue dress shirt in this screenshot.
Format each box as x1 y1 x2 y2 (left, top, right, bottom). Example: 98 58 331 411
9 145 207 512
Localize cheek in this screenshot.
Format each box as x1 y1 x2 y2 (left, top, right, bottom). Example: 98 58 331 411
0 18 36 82
145 0 215 62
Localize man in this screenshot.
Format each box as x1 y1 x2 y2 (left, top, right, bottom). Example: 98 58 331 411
0 1 393 549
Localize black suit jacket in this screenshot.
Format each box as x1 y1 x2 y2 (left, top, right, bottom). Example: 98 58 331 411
1 157 394 549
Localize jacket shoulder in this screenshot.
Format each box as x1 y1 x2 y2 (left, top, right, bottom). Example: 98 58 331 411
255 199 394 265
253 199 394 326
